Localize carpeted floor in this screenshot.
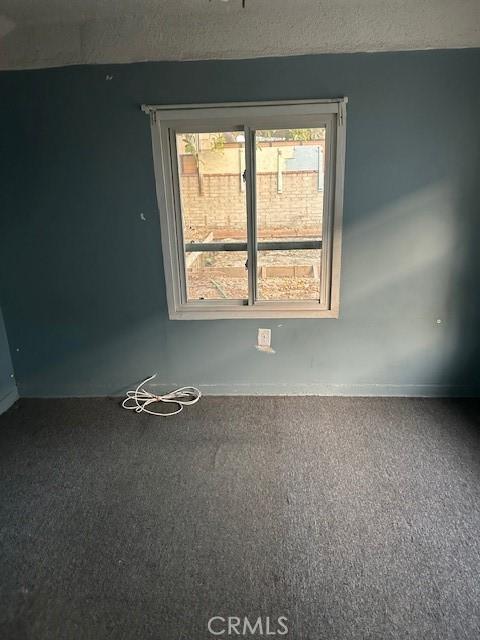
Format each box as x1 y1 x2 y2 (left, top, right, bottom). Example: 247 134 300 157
1 397 480 639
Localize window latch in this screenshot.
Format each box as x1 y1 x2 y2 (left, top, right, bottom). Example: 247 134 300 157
242 169 247 183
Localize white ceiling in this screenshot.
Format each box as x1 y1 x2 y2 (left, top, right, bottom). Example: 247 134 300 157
0 0 479 70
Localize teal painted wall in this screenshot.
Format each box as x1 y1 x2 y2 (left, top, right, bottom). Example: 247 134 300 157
0 83 18 411
0 50 479 396
0 305 17 412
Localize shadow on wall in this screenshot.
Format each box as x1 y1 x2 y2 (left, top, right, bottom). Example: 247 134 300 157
339 181 459 389
444 137 480 395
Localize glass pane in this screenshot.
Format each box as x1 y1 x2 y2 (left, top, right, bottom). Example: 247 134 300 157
255 128 325 243
186 251 248 301
257 249 321 300
176 131 247 244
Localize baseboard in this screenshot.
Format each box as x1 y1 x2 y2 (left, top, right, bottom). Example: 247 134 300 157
191 383 480 397
0 388 19 414
19 382 480 398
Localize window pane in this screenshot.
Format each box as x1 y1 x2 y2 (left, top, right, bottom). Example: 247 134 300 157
257 249 321 300
255 128 325 243
186 251 248 301
176 131 247 244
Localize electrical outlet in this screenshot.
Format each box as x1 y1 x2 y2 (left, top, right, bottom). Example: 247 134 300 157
257 328 271 348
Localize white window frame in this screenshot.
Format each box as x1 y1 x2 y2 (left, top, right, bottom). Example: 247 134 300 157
142 98 347 320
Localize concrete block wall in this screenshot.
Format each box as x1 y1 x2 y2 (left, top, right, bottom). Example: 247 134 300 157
180 171 323 236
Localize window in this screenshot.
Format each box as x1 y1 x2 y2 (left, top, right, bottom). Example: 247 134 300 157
143 99 347 319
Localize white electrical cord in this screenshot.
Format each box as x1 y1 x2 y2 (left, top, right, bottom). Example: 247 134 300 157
122 374 201 417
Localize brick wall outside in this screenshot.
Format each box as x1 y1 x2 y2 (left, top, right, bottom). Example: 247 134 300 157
180 171 323 238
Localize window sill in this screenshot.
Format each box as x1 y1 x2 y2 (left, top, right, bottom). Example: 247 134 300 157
168 306 339 320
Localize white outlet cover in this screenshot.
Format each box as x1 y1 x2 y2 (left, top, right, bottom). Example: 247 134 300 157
258 328 271 347
256 328 275 353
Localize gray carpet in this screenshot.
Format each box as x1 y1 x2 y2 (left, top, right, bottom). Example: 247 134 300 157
1 397 480 640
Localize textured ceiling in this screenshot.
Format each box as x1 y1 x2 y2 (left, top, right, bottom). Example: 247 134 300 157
0 0 479 70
